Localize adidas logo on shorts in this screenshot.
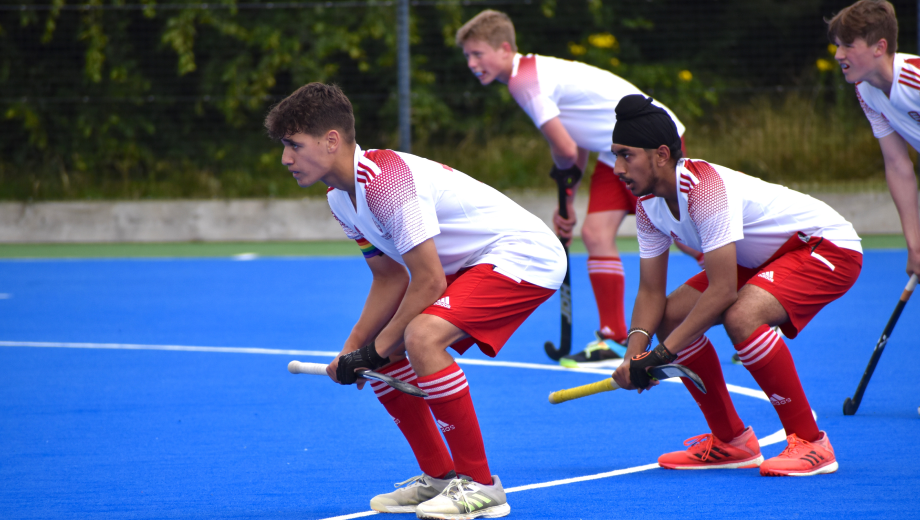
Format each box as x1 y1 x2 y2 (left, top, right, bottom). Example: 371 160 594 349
433 297 451 309
770 393 791 406
757 271 775 283
436 419 455 433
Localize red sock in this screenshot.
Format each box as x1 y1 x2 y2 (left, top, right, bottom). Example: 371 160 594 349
735 325 819 442
371 359 454 479
587 256 627 342
675 336 746 443
417 362 492 485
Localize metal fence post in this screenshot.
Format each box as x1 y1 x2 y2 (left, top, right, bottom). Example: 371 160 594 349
397 0 411 153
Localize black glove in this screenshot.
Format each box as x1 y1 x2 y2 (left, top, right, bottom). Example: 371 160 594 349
336 342 390 385
629 344 677 390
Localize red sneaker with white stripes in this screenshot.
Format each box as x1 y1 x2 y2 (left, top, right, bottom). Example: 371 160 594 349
760 431 838 476
658 426 764 470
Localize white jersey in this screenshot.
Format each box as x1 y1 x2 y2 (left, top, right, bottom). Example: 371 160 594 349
507 53 685 167
636 159 862 268
856 53 920 151
327 145 567 290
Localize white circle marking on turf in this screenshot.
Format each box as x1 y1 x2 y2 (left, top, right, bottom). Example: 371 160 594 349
0 339 795 520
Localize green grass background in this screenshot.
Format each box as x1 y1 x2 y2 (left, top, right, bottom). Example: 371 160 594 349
0 235 906 259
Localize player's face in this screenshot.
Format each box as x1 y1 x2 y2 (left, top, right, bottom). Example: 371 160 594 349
834 36 882 84
280 132 335 188
462 39 513 85
611 144 655 197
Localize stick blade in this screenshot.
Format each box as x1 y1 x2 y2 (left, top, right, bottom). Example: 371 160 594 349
648 363 707 394
360 370 428 398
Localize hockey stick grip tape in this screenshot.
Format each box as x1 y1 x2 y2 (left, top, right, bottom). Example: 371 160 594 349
548 378 619 404
903 274 918 301
288 360 328 376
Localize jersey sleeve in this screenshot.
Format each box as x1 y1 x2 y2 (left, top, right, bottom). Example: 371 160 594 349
636 200 672 258
856 84 895 138
683 161 739 253
507 55 561 128
362 150 440 255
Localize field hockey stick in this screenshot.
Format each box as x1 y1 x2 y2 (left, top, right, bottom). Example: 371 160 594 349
544 164 582 361
287 360 428 398
843 273 918 415
548 363 706 404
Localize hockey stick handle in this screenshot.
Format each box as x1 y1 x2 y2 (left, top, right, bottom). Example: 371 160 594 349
288 360 328 375
549 378 618 404
287 360 429 398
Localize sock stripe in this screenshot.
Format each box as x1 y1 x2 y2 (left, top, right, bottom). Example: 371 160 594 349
418 369 464 388
371 359 418 397
419 365 469 400
738 329 780 367
676 336 709 364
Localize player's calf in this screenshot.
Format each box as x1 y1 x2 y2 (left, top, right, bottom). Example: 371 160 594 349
760 431 838 477
658 426 764 470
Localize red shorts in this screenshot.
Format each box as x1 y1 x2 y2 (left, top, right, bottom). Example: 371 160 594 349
587 161 637 214
421 263 555 357
588 137 687 215
684 235 862 339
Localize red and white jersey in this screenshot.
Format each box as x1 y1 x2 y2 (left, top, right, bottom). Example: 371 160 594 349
856 53 920 151
636 159 862 268
327 145 567 290
507 53 685 167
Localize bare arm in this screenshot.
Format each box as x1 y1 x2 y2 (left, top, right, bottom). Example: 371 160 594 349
879 132 920 275
663 242 738 352
613 252 669 390
541 117 589 238
327 252 409 382
372 238 447 359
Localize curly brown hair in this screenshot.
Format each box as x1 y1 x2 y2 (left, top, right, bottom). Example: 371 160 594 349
827 0 898 55
264 83 356 143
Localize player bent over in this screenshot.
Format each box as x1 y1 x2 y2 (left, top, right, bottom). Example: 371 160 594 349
265 83 566 517
828 0 920 278
609 95 862 476
456 10 700 367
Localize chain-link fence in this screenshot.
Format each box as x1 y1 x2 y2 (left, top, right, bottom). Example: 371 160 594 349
1 0 917 200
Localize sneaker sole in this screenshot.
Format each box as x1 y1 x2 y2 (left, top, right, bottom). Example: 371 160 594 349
659 454 764 470
371 504 417 513
416 502 510 519
760 460 838 477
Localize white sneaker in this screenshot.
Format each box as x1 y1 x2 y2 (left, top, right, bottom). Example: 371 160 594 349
370 473 455 513
415 475 510 519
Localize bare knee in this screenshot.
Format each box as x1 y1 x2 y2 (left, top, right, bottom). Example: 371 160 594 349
580 218 610 251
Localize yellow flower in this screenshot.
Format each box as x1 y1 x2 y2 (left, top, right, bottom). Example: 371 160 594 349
569 43 587 56
588 33 618 49
816 58 835 72
610 57 621 67
678 70 693 82
828 43 837 55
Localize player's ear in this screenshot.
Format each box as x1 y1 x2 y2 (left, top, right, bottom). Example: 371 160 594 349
325 129 340 154
656 144 672 166
874 38 889 57
500 41 514 54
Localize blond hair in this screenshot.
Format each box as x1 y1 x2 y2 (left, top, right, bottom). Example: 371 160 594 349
455 9 517 52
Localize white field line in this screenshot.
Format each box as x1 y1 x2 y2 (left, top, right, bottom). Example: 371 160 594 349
2 339 794 520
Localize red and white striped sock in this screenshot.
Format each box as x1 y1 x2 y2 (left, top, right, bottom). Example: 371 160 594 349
735 325 819 442
417 362 492 485
675 335 746 443
587 256 627 342
371 359 454 479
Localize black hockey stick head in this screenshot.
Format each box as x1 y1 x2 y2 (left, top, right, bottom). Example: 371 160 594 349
648 363 707 394
544 340 569 361
358 369 428 398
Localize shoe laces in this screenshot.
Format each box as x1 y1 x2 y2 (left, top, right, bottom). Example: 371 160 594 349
777 434 812 458
683 433 717 460
441 478 481 513
392 475 425 489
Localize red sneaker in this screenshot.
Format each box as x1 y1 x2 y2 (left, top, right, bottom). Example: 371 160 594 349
658 426 764 470
760 431 838 476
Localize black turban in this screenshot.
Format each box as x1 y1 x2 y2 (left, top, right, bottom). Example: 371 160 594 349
611 95 681 152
